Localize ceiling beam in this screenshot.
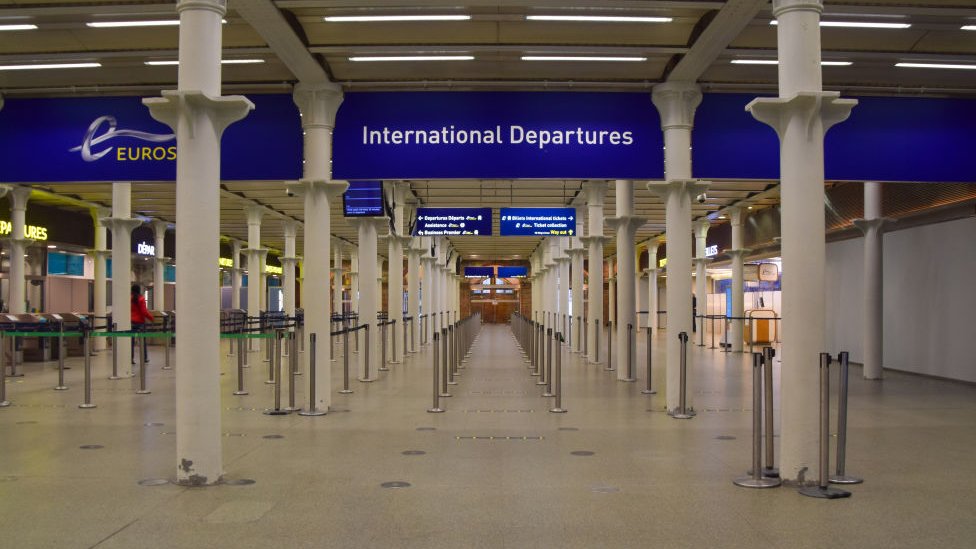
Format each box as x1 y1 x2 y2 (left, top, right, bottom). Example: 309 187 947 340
667 0 767 82
230 0 333 85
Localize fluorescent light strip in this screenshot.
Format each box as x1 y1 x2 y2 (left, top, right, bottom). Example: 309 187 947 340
962 25 976 31
0 24 38 31
522 56 647 62
770 20 911 29
145 59 265 66
324 15 470 22
0 62 101 71
526 15 672 23
349 55 474 62
896 62 976 70
731 60 852 66
87 19 227 28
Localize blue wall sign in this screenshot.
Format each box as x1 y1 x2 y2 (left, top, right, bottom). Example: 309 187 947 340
343 180 385 217
497 266 528 278
414 207 492 236
0 94 302 182
333 92 664 180
464 266 494 278
499 207 576 236
693 93 975 183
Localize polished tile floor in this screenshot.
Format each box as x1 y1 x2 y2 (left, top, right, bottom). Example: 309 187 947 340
1 323 974 548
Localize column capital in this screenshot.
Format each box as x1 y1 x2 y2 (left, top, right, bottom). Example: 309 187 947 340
647 180 710 201
606 215 647 231
747 92 857 138
280 256 301 265
643 267 659 275
728 205 747 227
554 256 571 265
101 217 144 234
293 83 344 130
8 185 32 210
348 216 390 233
583 180 609 206
693 218 710 239
245 205 265 226
88 249 113 258
151 219 170 235
91 206 112 224
287 178 349 199
693 257 711 267
726 249 752 260
852 218 894 234
154 256 172 264
579 235 609 245
282 220 299 239
772 0 824 18
652 81 702 130
144 90 253 137
566 248 587 258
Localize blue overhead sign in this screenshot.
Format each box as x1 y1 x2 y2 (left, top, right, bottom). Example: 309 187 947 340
343 180 385 217
413 207 492 236
0 94 302 182
332 92 663 180
500 207 576 236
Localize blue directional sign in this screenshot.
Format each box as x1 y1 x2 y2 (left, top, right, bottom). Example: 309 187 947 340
497 266 528 278
499 207 576 236
463 266 494 278
413 208 492 236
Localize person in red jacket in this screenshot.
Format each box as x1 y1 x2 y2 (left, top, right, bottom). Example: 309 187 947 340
131 284 154 364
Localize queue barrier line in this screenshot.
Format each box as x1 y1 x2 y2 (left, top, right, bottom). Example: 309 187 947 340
0 331 84 338
89 331 176 339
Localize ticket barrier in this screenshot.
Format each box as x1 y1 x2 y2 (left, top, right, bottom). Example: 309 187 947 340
38 313 89 359
1 314 44 367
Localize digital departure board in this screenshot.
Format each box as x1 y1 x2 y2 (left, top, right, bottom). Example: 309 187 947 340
343 180 384 217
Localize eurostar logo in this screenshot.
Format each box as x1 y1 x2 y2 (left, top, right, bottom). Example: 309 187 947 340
69 115 175 162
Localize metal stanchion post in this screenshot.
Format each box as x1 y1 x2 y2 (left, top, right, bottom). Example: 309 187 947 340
799 354 851 499
543 328 554 396
830 351 863 485
285 332 299 412
550 333 567 413
234 338 248 395
79 332 95 409
582 316 588 356
299 323 305 353
339 329 352 394
379 322 389 372
710 316 716 349
734 353 781 488
762 346 779 478
624 323 636 382
605 321 613 371
299 333 327 416
748 317 754 354
723 317 730 353
439 328 451 397
672 332 694 419
539 328 550 386
330 324 335 362
447 326 457 385
55 331 68 391
0 333 8 407
355 322 360 353
532 323 540 376
363 324 372 381
9 334 21 378
402 318 407 359
642 326 656 395
136 337 150 394
265 325 272 362
699 315 704 347
163 332 172 370
594 319 600 364
265 333 276 384
428 332 444 413
109 323 121 380
264 331 290 416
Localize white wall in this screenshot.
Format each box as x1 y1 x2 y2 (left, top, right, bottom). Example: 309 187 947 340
826 217 976 382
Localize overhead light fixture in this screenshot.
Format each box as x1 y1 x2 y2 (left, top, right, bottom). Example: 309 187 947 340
526 15 672 23
896 62 976 70
770 20 910 29
0 24 38 31
731 59 852 66
145 59 265 66
87 19 226 28
47 245 57 249
0 62 102 71
324 15 470 22
349 55 474 62
522 55 647 62
962 25 976 31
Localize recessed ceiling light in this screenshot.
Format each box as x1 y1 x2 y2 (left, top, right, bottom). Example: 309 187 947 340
896 62 976 70
526 15 672 23
731 59 852 66
145 59 265 66
0 24 38 31
349 55 474 62
0 62 102 71
770 20 910 29
324 15 470 22
522 56 647 62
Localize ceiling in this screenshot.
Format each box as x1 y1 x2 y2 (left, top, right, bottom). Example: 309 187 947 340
2 1 975 261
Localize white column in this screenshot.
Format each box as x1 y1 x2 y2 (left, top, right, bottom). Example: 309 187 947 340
350 250 360 314
746 0 857 481
853 182 889 380
230 239 242 310
7 186 31 314
143 0 253 486
568 212 585 352
282 220 298 321
607 179 646 381
648 181 708 412
694 219 710 345
292 82 346 413
546 239 558 332
651 79 708 414
91 208 111 351
421 252 435 344
332 244 343 315
580 181 608 363
350 218 387 380
407 244 421 351
388 184 408 346
728 207 750 353
645 238 662 331
102 184 142 377
556 250 570 341
244 206 266 352
608 260 616 325
151 220 168 310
